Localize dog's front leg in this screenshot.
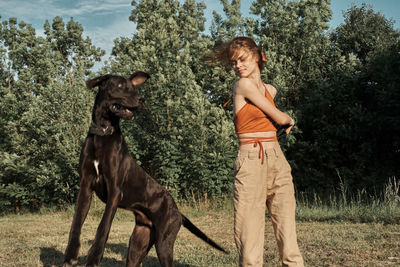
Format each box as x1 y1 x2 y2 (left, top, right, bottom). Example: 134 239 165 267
63 177 94 267
85 186 121 266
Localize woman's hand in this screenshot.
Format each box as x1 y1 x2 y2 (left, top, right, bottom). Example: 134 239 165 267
285 117 295 135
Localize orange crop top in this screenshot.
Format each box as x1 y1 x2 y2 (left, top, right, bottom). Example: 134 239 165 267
234 86 278 164
234 87 277 134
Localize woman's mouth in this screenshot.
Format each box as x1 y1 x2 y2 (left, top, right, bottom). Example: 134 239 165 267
237 69 246 75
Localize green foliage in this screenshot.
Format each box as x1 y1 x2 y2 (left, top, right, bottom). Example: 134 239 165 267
0 17 103 211
108 0 236 197
290 4 400 193
296 177 400 224
205 0 247 107
332 4 400 62
249 0 333 98
210 0 248 40
0 1 399 211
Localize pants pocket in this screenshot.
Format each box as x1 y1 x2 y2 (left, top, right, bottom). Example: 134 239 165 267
233 152 247 173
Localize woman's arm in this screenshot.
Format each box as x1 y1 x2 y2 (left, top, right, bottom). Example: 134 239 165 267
236 78 292 126
265 83 294 134
265 83 277 99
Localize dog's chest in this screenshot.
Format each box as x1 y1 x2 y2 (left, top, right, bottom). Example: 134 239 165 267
94 160 100 176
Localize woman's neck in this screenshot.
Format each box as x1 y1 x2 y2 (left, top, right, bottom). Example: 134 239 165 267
245 72 264 89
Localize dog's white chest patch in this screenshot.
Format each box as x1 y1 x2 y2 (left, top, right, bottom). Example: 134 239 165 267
94 160 100 176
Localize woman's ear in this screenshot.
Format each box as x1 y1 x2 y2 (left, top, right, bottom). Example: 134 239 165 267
260 49 268 63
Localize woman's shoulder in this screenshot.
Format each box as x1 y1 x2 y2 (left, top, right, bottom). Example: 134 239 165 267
234 78 257 92
264 83 277 98
236 77 253 86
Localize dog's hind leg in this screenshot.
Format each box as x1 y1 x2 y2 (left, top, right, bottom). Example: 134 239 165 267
154 215 182 267
126 211 155 267
63 175 94 267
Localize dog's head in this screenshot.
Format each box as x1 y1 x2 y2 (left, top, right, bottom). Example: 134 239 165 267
87 71 149 120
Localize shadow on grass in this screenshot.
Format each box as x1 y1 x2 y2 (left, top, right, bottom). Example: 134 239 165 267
40 242 192 267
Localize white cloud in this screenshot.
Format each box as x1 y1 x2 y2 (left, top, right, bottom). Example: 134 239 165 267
1 0 136 67
75 0 131 16
0 0 131 22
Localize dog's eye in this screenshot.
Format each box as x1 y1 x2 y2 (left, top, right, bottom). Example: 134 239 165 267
118 83 123 88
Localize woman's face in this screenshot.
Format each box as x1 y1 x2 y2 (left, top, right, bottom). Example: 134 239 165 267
230 49 259 78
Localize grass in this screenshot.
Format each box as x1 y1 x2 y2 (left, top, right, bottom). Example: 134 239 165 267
1 192 399 267
295 177 400 224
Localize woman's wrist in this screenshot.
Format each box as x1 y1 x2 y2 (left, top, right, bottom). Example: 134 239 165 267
284 114 293 126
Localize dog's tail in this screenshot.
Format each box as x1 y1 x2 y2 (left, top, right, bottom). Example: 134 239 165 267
181 214 229 254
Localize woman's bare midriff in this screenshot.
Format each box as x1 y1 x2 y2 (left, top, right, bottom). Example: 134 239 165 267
238 131 279 150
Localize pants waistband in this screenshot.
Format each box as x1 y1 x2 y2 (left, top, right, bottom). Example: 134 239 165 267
238 145 282 162
238 136 278 164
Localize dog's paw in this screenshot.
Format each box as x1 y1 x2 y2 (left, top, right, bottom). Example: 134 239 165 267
62 259 77 267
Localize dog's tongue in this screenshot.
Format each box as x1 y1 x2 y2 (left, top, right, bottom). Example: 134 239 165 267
126 109 132 114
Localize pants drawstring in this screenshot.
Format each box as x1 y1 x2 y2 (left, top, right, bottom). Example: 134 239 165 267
238 136 277 164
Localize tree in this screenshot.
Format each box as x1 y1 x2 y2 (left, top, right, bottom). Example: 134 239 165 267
248 0 334 103
0 16 104 211
107 0 236 197
332 4 400 63
210 0 248 41
205 0 251 107
291 4 400 194
1 1 398 210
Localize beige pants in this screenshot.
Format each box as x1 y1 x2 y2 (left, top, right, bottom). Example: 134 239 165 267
234 146 304 267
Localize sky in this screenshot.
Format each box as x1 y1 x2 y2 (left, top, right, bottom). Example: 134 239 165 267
0 0 399 69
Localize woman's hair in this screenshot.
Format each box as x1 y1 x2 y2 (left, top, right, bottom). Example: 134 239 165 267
207 36 268 70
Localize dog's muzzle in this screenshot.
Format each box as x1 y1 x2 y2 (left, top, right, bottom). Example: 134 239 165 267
110 104 136 119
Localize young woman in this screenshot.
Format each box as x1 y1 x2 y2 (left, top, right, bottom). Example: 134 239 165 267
212 37 304 267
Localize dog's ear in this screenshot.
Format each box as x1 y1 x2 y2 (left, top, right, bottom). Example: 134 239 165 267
86 75 112 89
129 71 150 87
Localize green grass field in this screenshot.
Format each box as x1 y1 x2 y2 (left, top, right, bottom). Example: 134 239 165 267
0 196 399 267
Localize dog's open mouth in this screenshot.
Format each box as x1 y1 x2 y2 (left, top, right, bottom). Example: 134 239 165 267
110 103 136 118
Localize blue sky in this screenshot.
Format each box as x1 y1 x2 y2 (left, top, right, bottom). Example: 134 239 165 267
1 0 399 67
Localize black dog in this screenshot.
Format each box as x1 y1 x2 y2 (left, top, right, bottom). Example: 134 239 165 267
63 72 227 267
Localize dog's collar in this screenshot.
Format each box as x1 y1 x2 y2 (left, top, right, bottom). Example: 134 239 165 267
89 122 115 136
